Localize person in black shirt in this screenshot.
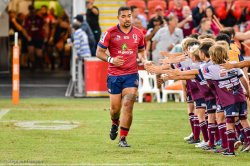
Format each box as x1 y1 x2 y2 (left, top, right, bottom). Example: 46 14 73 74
86 0 101 50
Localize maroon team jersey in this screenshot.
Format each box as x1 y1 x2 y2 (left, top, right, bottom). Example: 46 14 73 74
200 64 245 108
98 25 145 76
24 15 44 40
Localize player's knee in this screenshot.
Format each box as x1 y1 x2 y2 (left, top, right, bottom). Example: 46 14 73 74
110 105 121 112
216 112 225 123
123 94 136 108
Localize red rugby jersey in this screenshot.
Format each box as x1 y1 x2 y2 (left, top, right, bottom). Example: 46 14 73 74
98 25 145 76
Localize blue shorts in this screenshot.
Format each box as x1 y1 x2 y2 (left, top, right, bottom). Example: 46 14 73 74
223 101 248 118
186 94 194 103
206 99 217 113
194 98 206 109
216 104 224 113
107 73 139 94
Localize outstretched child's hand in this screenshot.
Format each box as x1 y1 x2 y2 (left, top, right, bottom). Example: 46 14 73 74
145 64 162 74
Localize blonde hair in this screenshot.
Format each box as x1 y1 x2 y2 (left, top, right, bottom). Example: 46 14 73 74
181 38 199 51
200 38 215 44
209 45 228 64
190 45 201 61
215 41 230 51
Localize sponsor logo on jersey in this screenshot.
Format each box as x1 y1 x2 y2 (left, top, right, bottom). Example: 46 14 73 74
122 43 127 51
134 79 139 86
118 43 134 54
203 67 209 73
133 34 138 43
219 69 228 78
115 35 121 41
124 36 129 39
100 32 108 43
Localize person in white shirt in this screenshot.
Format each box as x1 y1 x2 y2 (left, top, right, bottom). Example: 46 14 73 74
152 15 183 65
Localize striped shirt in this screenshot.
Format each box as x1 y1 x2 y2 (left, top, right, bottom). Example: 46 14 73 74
73 29 91 58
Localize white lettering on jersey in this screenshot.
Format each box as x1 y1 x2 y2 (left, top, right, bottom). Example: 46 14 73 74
118 50 134 55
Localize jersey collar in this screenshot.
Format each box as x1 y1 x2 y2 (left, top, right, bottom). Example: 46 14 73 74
117 24 133 35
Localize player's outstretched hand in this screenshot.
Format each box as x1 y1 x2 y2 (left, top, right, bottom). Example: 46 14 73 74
113 56 124 66
220 60 234 70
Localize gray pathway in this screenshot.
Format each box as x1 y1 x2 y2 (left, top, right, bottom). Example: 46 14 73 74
0 70 70 98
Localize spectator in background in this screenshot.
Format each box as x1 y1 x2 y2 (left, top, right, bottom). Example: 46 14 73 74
152 15 183 65
216 0 241 27
131 5 147 29
192 18 213 35
9 11 31 68
168 0 184 20
86 0 101 50
72 20 91 59
39 5 57 70
147 5 166 29
239 4 250 32
50 12 70 69
133 17 147 35
192 0 212 27
133 17 147 54
178 6 194 37
204 6 219 35
145 16 164 60
74 14 96 57
24 5 45 70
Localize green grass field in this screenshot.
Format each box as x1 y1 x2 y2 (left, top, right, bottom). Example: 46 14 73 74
0 98 249 165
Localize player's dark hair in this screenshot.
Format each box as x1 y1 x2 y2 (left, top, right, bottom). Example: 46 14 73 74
118 6 131 16
199 41 214 58
130 5 137 12
188 33 199 39
198 34 215 40
215 33 231 45
220 27 235 39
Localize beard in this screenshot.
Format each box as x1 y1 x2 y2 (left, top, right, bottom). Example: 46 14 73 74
124 22 131 28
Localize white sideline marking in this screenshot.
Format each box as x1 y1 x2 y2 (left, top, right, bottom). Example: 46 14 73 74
14 120 80 130
0 110 79 130
0 109 10 119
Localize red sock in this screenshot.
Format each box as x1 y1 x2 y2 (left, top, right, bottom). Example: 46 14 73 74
200 121 209 142
214 123 220 142
218 123 228 148
189 113 195 134
208 123 216 147
235 120 243 138
112 118 119 126
120 127 129 138
226 129 236 153
193 116 200 140
244 127 250 144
